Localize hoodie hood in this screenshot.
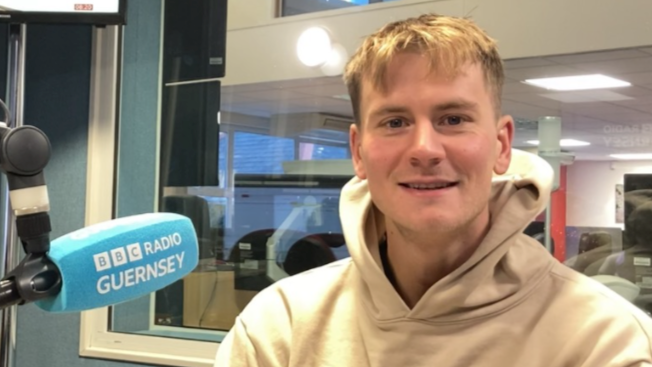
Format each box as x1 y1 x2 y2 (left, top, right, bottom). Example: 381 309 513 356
339 149 555 322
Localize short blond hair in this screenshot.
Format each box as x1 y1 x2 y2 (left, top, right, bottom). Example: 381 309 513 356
343 13 504 123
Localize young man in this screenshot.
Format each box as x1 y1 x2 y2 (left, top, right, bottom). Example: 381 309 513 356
215 14 652 366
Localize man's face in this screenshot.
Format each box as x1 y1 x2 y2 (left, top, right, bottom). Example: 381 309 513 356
350 52 513 236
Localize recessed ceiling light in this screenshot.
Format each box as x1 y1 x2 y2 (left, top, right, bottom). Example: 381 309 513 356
538 90 634 103
332 94 351 101
610 153 652 160
523 74 631 91
526 139 591 147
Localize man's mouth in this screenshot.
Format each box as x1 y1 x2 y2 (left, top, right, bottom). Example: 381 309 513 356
399 182 458 190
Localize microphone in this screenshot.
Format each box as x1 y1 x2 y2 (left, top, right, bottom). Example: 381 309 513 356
0 107 200 314
0 118 200 313
0 212 199 313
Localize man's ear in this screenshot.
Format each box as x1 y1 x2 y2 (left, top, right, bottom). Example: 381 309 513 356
494 115 514 175
350 123 367 179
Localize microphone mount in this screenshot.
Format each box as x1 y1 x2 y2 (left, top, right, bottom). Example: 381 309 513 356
0 116 62 308
0 124 53 253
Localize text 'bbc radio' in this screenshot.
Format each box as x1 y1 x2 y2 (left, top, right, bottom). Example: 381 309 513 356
92 233 186 295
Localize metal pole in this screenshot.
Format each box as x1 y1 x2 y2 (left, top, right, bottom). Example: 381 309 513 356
0 22 26 367
537 116 562 255
544 199 553 254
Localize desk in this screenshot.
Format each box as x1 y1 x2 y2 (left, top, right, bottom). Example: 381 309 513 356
183 267 257 330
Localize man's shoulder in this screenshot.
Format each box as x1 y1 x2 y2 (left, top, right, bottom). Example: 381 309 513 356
515 235 651 333
237 258 355 324
546 262 652 337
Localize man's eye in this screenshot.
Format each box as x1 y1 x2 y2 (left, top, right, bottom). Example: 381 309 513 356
445 116 463 125
387 119 404 128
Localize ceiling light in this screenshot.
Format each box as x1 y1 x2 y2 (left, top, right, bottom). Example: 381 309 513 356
539 90 633 103
297 27 332 67
320 43 349 77
332 94 351 101
523 74 631 91
526 139 591 147
610 153 652 160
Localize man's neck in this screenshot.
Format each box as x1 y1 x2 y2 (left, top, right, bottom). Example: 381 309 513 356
383 210 491 308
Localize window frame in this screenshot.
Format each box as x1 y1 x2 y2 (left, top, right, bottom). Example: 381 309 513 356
79 25 353 366
81 122 351 366
79 24 222 367
80 308 220 367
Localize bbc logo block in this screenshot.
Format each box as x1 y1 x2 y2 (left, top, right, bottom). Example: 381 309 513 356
93 243 144 272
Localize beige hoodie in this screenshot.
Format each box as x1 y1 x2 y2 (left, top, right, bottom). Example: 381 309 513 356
215 149 652 366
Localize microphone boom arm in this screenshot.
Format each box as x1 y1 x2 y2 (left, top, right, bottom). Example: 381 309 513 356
0 123 62 307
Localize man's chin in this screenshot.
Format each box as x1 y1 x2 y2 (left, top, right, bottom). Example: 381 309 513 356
393 215 460 236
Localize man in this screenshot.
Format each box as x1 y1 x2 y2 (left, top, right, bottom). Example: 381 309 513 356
215 13 652 366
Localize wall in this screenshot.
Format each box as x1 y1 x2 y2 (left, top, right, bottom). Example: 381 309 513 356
566 160 652 228
12 23 145 367
14 22 92 367
222 0 652 86
12 2 163 367
112 0 164 333
222 0 461 85
227 0 276 30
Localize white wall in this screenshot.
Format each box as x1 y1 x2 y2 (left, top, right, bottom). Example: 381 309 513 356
223 0 462 86
223 0 652 86
465 0 652 61
567 160 652 228
227 0 276 30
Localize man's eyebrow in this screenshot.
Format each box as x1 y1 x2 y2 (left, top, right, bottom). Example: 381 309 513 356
368 106 410 119
432 100 479 113
369 100 480 119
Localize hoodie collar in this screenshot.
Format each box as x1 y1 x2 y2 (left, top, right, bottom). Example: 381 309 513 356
339 149 555 321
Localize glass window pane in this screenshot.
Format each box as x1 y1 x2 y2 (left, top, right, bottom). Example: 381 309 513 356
218 132 229 188
233 131 295 174
299 142 349 160
281 0 400 17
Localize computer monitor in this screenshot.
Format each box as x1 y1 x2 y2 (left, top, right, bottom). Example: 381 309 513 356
0 0 127 25
623 174 652 246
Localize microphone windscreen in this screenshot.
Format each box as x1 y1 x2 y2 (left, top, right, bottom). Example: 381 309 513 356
35 213 199 313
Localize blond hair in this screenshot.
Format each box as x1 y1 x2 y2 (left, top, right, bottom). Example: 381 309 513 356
343 13 504 123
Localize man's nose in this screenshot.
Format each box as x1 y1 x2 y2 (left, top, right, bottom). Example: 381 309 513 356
409 120 445 167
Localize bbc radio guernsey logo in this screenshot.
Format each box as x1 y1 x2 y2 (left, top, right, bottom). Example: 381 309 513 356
94 243 144 271
93 233 186 295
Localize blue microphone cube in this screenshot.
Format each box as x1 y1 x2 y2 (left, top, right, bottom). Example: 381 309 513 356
35 213 199 313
